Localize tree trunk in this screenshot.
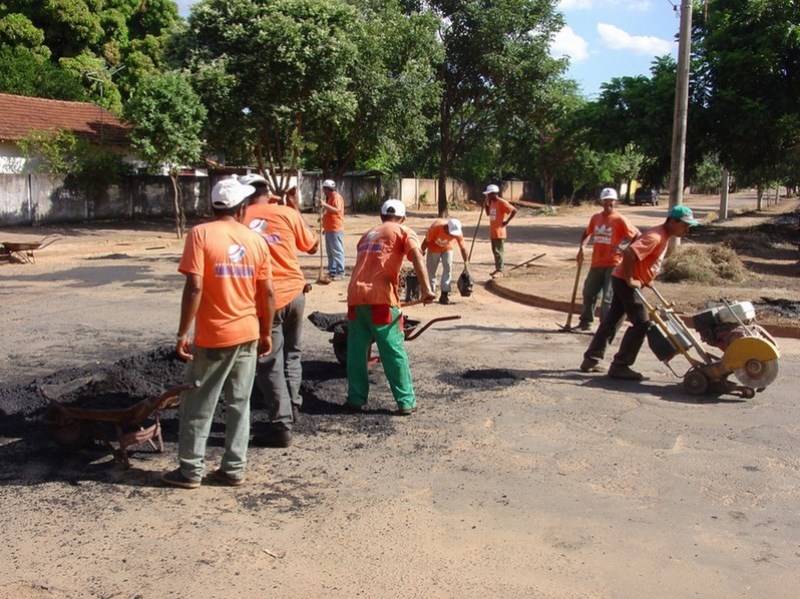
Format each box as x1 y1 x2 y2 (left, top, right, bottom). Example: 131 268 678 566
171 173 184 239
756 186 764 211
437 97 451 217
543 172 555 206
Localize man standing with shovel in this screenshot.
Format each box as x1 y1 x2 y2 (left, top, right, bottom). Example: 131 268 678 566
575 188 639 331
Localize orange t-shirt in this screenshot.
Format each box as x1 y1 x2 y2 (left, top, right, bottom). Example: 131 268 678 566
322 191 345 233
585 212 640 268
244 203 318 311
425 218 465 254
179 220 272 348
613 224 669 287
348 221 421 307
488 198 514 239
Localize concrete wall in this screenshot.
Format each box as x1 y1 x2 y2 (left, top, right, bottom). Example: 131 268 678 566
0 173 210 226
399 178 541 208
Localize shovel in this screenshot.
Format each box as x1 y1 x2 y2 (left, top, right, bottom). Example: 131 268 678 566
315 209 330 285
557 259 583 332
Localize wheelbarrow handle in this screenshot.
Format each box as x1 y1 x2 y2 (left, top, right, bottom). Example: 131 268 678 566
405 315 461 341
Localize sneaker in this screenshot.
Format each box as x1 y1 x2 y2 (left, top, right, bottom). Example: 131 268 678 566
394 406 418 416
608 363 644 381
252 427 292 448
578 322 592 331
438 292 452 305
209 468 245 487
580 357 602 373
161 468 200 489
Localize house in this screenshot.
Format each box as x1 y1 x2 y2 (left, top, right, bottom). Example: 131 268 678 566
0 93 130 174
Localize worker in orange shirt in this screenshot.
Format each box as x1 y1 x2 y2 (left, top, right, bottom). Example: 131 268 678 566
345 199 435 415
241 175 318 448
576 188 640 331
421 218 469 305
320 179 345 280
483 184 516 277
162 177 275 489
580 205 698 381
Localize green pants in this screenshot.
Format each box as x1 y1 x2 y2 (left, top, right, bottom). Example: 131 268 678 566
491 238 505 271
347 305 415 410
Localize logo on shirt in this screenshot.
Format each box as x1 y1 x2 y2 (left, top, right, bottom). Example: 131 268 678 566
248 219 281 244
594 224 613 246
358 230 383 254
227 244 246 263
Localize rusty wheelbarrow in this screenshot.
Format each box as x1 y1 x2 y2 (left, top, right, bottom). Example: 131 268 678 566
308 310 461 366
1 234 62 264
41 381 198 468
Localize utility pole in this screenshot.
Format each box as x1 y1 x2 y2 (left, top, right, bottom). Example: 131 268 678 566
668 0 693 248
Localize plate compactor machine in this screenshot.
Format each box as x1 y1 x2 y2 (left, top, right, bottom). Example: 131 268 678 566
637 286 780 398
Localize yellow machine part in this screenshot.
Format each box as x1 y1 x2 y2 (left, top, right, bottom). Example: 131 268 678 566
722 337 780 372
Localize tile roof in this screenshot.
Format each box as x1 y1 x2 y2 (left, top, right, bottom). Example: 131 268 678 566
0 93 129 145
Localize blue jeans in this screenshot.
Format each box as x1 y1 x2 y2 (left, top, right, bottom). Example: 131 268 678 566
325 231 345 276
255 292 305 429
178 341 257 481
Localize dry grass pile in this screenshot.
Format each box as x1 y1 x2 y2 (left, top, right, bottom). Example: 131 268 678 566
729 230 776 255
661 243 745 283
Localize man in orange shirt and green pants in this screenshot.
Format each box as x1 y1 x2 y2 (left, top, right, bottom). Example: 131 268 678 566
580 205 698 380
163 177 275 489
242 175 319 448
345 199 435 415
484 184 516 277
577 187 640 331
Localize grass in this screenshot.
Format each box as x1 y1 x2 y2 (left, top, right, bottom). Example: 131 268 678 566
661 243 745 283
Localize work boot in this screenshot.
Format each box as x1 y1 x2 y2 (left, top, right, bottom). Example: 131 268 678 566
161 468 201 489
209 468 245 487
578 321 592 331
608 363 644 381
252 426 292 448
438 292 452 305
394 405 418 416
580 357 601 373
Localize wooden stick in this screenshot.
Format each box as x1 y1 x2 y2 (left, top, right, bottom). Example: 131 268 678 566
468 196 488 262
507 252 546 273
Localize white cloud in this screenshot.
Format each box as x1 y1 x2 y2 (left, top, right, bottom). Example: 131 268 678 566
551 27 590 62
597 23 673 56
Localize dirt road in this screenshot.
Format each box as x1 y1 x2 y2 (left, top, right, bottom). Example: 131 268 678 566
1 196 798 598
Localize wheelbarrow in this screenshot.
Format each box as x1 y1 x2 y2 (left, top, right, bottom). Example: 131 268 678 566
638 286 780 398
1 234 62 264
41 381 198 468
308 310 461 366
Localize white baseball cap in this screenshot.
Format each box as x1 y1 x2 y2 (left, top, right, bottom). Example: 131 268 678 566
322 179 336 189
483 184 500 195
239 173 269 187
380 199 406 217
446 218 463 237
599 187 618 201
211 178 255 209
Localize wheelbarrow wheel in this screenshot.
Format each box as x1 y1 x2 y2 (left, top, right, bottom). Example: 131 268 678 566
332 326 348 365
41 405 93 450
683 369 709 396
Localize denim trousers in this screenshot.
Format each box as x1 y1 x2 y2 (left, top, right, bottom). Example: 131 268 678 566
178 341 257 481
325 231 345 276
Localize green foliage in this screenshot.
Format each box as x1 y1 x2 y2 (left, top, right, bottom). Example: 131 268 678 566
124 70 206 174
354 192 382 213
16 130 88 174
15 128 132 186
695 0 800 189
0 45 88 100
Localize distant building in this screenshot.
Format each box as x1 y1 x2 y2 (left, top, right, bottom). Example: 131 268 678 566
0 93 131 174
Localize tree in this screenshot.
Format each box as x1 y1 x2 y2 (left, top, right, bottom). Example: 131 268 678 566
415 0 564 215
694 0 800 199
125 70 206 238
0 45 88 100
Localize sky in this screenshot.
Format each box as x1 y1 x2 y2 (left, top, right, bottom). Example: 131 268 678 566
174 0 679 99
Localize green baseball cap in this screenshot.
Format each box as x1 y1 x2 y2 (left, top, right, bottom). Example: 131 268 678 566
668 204 699 226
